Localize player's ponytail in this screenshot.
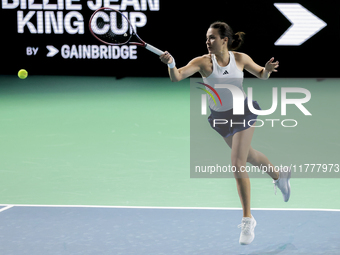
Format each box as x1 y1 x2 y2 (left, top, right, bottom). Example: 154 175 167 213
231 32 245 50
210 21 245 50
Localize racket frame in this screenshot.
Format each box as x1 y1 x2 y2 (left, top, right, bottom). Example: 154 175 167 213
89 7 164 55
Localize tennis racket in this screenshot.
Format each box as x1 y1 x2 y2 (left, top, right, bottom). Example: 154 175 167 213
89 7 164 56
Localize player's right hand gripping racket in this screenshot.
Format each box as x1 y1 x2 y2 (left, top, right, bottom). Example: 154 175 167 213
89 7 164 56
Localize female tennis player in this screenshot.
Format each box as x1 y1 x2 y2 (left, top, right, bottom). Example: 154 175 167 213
160 21 291 245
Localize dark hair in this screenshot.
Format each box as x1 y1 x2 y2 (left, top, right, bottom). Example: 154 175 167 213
210 21 245 50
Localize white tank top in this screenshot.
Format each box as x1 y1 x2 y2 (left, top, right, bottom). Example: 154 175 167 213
203 52 246 112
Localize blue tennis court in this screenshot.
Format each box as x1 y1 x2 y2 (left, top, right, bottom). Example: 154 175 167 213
0 205 339 255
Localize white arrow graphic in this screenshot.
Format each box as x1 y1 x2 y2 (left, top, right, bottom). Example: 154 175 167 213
274 3 327 46
46 45 59 57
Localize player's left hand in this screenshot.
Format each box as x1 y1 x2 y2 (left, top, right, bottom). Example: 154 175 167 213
264 57 279 73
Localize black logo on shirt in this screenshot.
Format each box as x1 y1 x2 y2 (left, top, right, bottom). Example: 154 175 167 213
223 70 228 75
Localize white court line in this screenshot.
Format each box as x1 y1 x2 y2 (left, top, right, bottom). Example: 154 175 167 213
0 204 339 212
0 205 14 213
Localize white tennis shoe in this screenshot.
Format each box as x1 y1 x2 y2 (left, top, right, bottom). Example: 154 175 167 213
273 166 291 202
238 215 257 245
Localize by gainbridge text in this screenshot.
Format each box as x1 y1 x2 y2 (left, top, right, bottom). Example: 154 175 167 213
61 44 138 59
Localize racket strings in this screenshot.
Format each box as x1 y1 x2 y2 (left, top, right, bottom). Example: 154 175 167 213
90 9 132 45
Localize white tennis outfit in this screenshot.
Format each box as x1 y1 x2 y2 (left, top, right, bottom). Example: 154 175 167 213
203 52 247 112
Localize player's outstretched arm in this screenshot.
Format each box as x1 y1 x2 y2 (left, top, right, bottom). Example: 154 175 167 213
240 53 279 80
160 52 201 82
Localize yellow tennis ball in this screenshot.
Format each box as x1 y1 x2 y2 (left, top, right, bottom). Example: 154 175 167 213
18 69 28 79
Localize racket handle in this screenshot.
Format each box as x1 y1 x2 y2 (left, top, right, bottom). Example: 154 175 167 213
145 43 164 56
